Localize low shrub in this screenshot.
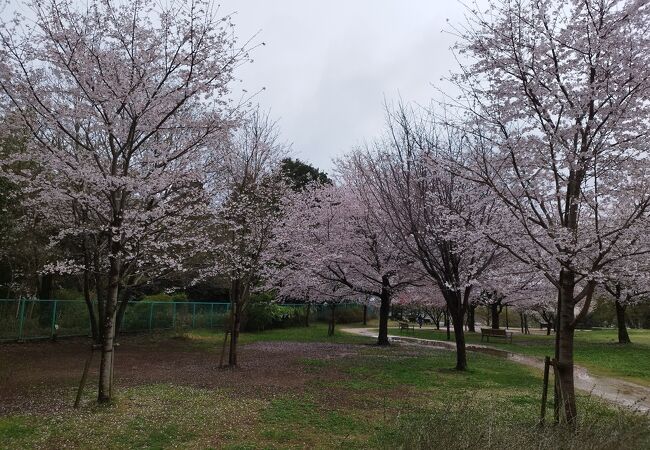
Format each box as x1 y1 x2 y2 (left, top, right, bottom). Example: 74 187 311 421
243 294 306 332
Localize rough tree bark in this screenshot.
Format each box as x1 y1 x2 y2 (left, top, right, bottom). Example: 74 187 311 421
467 304 476 332
520 312 530 335
377 276 391 346
445 309 451 341
97 255 120 403
445 291 468 370
228 279 244 367
555 270 596 424
304 303 311 327
451 311 467 371
328 304 337 336
615 300 631 344
490 304 502 329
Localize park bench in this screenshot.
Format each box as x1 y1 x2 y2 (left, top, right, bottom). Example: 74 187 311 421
480 327 513 343
399 321 415 333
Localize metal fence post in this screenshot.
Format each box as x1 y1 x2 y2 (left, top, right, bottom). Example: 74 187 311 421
50 300 58 339
17 299 26 341
192 303 196 329
148 303 154 331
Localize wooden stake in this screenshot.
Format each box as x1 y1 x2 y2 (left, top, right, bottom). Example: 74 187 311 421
219 330 230 368
539 356 551 425
74 345 98 408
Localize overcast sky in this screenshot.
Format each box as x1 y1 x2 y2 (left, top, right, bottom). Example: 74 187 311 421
218 0 484 173
7 0 485 173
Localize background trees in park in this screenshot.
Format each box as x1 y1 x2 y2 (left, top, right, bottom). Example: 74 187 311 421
393 282 447 329
280 157 331 192
268 182 418 345
0 127 58 301
347 104 500 369
474 259 552 332
602 259 650 344
0 0 246 402
206 108 288 366
454 0 650 422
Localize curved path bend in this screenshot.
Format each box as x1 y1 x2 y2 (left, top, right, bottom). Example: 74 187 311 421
342 327 650 414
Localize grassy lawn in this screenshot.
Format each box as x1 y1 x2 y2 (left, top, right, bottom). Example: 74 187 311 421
387 327 650 386
1 324 649 449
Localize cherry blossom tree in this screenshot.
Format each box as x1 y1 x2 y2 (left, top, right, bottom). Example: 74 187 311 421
266 255 353 336
267 182 419 345
0 0 246 402
205 108 288 366
346 104 501 369
602 258 650 344
393 282 447 329
474 257 550 330
454 0 650 421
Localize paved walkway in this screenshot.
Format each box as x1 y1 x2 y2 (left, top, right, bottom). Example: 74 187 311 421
342 327 650 413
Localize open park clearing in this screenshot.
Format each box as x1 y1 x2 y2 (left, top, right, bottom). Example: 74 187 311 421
1 325 649 449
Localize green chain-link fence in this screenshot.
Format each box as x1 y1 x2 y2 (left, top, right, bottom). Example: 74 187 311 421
0 299 231 342
0 299 376 342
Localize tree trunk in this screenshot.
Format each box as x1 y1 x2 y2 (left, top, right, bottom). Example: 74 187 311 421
546 322 552 336
37 273 54 328
377 279 391 346
490 304 500 329
523 313 529 334
445 309 451 340
328 304 336 336
362 305 368 326
467 305 476 332
37 273 53 300
94 247 105 343
304 304 310 327
82 236 99 343
556 270 577 424
97 261 119 403
228 301 241 366
228 279 241 367
615 300 631 344
451 312 467 370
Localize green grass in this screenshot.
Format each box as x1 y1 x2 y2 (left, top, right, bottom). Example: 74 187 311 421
335 350 650 449
386 327 650 386
0 384 266 449
2 325 649 449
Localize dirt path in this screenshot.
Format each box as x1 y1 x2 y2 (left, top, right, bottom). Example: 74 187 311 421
342 327 650 413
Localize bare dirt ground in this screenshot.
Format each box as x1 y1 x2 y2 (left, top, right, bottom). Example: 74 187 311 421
0 333 368 416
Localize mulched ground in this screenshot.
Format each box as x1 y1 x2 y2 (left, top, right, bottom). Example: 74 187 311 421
0 333 374 416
